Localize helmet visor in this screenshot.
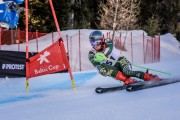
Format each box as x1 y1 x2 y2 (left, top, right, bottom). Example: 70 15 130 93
90 39 101 46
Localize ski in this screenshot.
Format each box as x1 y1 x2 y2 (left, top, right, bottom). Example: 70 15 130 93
126 78 180 92
95 85 125 94
95 78 180 93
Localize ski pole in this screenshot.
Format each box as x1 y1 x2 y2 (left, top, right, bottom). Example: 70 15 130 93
94 52 172 76
131 64 171 76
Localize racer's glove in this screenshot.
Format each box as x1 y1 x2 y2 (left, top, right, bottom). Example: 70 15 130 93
94 52 107 62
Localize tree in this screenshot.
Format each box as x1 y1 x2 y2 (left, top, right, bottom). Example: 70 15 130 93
72 0 95 29
53 0 71 30
17 0 180 34
143 15 159 36
140 0 180 35
96 0 141 30
18 0 55 32
18 0 95 31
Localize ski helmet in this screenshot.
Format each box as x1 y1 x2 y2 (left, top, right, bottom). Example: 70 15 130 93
89 30 104 46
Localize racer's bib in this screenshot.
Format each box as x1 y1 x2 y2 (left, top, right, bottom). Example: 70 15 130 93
101 46 121 66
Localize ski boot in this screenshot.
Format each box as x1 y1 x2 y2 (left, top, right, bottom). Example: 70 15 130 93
116 71 137 85
144 73 161 81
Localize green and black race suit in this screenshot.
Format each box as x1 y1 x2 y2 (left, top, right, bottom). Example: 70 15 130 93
88 38 145 79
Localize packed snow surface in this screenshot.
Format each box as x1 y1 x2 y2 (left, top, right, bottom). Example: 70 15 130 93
0 30 180 120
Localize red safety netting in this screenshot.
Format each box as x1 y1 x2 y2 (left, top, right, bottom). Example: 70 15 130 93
0 29 47 45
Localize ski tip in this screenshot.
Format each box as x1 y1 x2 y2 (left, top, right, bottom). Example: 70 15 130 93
126 86 133 92
95 87 103 94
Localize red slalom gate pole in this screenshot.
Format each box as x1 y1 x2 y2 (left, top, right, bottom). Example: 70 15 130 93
48 0 76 91
48 0 61 38
25 0 29 92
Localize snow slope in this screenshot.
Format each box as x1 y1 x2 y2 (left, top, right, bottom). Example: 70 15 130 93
0 30 180 120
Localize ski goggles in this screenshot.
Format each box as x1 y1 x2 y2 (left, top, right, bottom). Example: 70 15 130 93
90 39 102 46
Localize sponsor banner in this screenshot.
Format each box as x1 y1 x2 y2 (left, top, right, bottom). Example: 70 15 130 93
28 40 68 78
0 50 36 77
2 64 25 70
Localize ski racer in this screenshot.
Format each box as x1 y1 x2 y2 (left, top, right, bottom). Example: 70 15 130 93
88 30 160 85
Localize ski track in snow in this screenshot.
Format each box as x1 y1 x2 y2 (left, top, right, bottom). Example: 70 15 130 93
0 72 97 105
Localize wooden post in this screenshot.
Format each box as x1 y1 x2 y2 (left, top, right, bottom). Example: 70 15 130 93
36 30 38 52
